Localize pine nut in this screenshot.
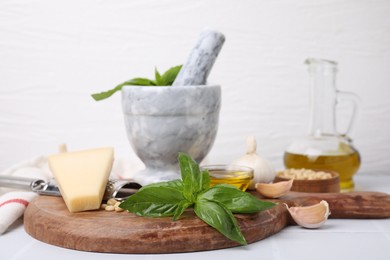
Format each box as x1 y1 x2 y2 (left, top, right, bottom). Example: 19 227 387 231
105 205 115 211
277 168 332 180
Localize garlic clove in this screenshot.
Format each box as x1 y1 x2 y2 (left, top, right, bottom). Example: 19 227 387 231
285 200 331 229
255 179 293 198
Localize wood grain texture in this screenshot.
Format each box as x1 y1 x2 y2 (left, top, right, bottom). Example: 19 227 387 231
24 191 390 254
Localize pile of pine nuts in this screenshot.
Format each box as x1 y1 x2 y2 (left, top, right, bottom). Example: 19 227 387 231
277 168 333 180
101 198 125 212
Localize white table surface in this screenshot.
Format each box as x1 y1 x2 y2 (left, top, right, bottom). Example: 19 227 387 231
1 173 389 260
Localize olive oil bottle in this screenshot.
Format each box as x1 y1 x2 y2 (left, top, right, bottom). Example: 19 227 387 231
284 58 361 191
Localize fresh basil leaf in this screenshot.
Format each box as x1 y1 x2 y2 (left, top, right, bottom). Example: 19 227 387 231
199 184 276 214
123 77 156 86
154 67 162 86
159 65 182 86
194 199 247 245
201 170 210 191
119 185 184 217
91 77 156 101
173 200 193 221
141 179 184 193
120 153 272 246
91 85 122 101
91 64 182 101
178 153 204 202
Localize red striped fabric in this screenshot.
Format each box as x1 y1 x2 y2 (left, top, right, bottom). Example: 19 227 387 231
0 199 29 208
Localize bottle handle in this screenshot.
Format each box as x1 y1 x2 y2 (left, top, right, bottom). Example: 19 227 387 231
336 90 361 136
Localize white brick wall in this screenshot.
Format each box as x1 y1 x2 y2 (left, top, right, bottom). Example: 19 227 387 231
1 0 389 174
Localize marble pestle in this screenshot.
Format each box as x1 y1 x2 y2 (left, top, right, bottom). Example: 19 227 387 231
172 29 225 86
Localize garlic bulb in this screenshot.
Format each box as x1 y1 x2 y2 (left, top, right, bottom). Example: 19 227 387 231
233 136 276 190
285 200 331 229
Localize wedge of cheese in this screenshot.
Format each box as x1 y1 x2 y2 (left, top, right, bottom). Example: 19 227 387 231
48 147 114 212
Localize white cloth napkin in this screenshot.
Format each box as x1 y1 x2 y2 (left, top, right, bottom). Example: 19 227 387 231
0 155 144 235
0 156 51 235
0 191 38 234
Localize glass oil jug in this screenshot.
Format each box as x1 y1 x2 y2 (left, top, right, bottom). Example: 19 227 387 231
284 58 361 191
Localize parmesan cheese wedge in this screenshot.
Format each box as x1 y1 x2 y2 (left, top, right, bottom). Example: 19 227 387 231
48 147 114 212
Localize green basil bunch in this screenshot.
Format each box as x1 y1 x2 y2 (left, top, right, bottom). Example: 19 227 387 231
120 153 275 245
91 65 182 101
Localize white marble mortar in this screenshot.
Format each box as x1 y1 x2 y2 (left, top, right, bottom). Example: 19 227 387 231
121 85 221 185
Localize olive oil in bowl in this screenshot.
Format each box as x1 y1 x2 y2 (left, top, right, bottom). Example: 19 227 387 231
201 165 254 191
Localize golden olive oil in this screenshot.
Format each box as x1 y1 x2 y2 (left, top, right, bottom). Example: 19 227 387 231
209 170 252 191
284 150 361 191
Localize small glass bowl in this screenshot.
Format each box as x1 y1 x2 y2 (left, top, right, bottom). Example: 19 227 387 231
201 165 254 191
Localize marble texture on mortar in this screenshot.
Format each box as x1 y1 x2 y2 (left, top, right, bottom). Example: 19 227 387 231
121 85 221 185
172 30 225 86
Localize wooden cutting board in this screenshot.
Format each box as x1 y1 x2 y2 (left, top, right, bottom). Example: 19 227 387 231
24 191 390 254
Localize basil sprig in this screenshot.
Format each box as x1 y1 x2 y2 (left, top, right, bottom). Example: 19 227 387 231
91 65 182 101
119 153 275 245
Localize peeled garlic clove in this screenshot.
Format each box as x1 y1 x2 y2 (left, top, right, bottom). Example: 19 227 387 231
285 200 330 229
255 179 293 198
